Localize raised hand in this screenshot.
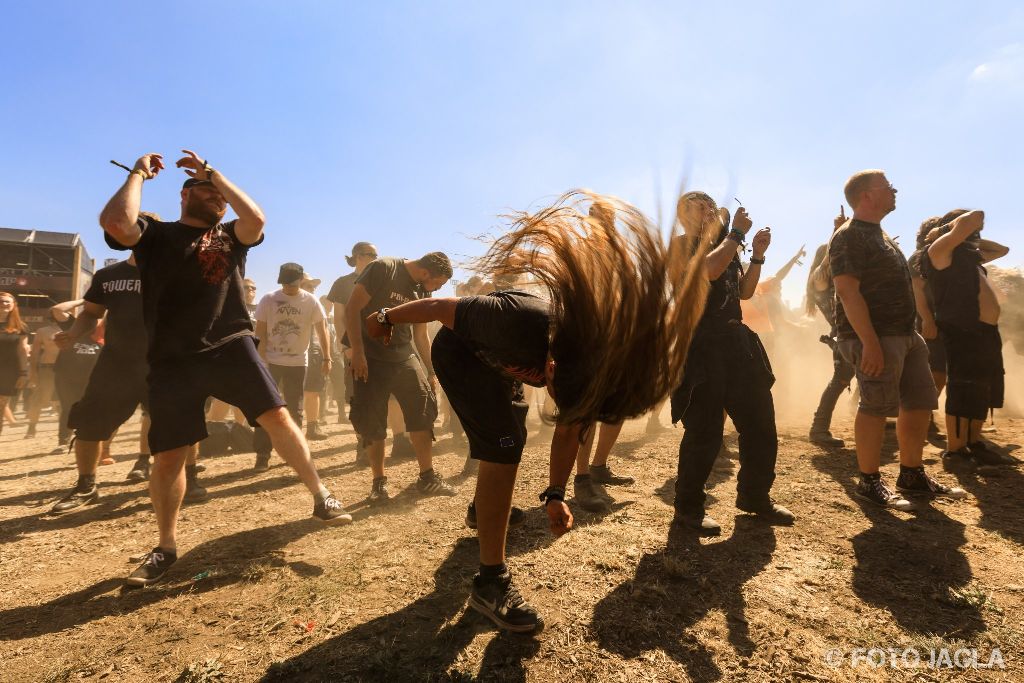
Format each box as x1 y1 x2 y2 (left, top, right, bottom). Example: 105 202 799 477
732 207 753 235
132 153 164 179
175 149 209 180
751 228 772 257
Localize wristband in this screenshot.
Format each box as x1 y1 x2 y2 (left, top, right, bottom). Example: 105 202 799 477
539 486 566 505
727 229 746 245
750 256 766 265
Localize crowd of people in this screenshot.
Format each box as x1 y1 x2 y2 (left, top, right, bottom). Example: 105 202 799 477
1 153 1019 635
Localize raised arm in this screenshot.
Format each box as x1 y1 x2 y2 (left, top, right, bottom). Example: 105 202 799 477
739 229 772 299
53 301 105 349
705 208 753 280
99 153 164 247
773 244 806 283
928 210 984 270
978 238 1009 264
50 299 85 324
176 149 266 245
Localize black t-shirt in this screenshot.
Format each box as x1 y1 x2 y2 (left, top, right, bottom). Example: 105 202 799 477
83 260 146 362
828 219 916 340
327 272 358 308
106 216 262 363
353 257 424 363
54 318 101 383
452 291 550 387
922 242 985 330
0 329 27 374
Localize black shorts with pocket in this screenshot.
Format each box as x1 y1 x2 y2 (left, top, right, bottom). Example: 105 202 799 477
350 354 437 442
304 346 327 393
432 327 529 465
941 322 1004 421
67 352 148 441
147 336 285 453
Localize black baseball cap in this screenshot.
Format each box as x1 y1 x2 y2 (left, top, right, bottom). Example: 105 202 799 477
278 262 304 285
183 177 214 189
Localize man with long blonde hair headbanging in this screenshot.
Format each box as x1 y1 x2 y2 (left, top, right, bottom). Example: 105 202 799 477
365 190 708 633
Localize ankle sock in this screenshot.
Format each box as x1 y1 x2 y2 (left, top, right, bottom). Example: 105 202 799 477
315 483 331 504
418 468 434 480
77 474 96 491
479 562 507 579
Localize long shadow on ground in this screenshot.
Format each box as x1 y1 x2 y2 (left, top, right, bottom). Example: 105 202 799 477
590 516 777 682
810 440 986 639
261 525 575 682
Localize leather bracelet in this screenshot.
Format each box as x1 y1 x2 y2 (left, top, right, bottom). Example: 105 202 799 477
750 256 766 265
539 486 566 505
727 230 746 245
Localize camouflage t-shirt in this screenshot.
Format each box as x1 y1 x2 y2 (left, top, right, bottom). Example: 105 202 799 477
828 219 915 340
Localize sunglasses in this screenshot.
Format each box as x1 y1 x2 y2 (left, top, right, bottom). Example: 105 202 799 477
358 252 378 259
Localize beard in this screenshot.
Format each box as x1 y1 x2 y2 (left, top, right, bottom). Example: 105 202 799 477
185 195 227 226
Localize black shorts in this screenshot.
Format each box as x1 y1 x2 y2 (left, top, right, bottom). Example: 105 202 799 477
304 348 327 393
941 323 1004 421
67 352 148 441
147 336 285 453
432 327 529 465
0 366 19 397
925 335 948 374
350 355 437 442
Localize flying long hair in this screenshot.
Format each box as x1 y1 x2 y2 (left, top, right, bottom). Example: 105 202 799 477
0 292 27 334
804 244 829 318
474 190 711 425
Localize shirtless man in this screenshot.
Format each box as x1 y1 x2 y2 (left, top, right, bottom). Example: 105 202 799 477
921 209 1011 466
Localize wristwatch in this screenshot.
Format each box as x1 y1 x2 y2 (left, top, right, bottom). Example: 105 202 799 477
376 308 393 325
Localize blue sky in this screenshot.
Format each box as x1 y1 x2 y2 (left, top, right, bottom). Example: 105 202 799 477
2 1 1021 305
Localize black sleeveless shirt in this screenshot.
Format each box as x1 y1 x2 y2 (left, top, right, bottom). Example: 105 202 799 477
922 242 983 330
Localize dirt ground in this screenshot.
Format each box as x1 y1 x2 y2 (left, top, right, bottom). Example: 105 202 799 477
1 399 1022 682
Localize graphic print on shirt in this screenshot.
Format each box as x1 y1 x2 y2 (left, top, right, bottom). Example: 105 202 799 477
100 278 142 294
195 228 233 285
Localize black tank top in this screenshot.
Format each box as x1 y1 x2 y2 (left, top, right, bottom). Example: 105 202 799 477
923 242 983 330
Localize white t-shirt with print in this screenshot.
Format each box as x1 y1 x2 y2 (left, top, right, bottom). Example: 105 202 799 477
254 289 325 367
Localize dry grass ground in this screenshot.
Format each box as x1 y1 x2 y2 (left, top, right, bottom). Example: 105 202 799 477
1 404 1022 682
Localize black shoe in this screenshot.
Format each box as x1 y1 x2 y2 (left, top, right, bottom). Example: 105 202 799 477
306 423 329 441
896 467 966 499
465 502 526 530
855 476 912 510
126 458 150 482
469 572 544 633
355 439 369 467
573 476 610 513
369 476 390 505
389 434 415 462
673 510 721 536
967 442 1012 466
254 453 271 471
313 495 353 525
183 474 208 503
736 497 796 525
590 464 635 486
49 485 99 515
126 547 177 587
417 470 457 496
809 429 844 447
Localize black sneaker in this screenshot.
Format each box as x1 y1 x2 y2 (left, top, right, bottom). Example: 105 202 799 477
673 510 721 536
809 430 845 447
49 485 99 515
254 453 271 471
896 467 967 499
369 476 390 505
573 476 610 513
417 470 457 496
126 548 177 587
469 571 544 633
313 495 353 525
183 474 208 503
306 422 329 441
389 434 416 462
855 476 912 510
967 442 1012 466
736 497 796 525
126 458 151 482
590 464 635 486
465 502 526 530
